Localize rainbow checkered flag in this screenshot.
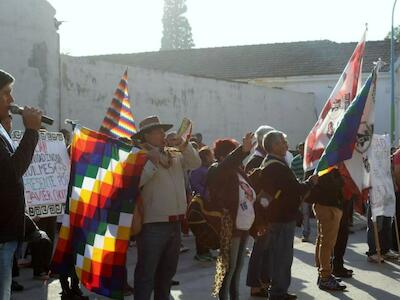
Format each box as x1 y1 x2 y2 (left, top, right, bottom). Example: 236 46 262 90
316 64 379 212
316 67 377 173
99 69 137 139
51 126 147 299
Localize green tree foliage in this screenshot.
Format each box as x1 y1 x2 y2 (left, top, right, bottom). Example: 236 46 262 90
161 0 195 50
385 25 400 42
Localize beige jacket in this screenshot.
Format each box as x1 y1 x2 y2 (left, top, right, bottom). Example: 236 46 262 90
139 143 201 224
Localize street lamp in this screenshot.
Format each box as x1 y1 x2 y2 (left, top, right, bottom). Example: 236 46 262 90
391 0 398 145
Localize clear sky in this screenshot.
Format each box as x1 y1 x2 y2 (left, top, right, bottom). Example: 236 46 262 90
47 0 399 56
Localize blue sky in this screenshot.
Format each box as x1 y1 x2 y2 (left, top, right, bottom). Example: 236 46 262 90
47 0 399 56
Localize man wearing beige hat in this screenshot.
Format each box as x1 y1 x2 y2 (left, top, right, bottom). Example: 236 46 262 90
133 116 201 300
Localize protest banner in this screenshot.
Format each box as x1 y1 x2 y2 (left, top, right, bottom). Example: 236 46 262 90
12 130 71 217
369 134 396 221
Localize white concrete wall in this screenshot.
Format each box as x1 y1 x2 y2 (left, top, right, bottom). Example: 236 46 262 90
60 56 316 148
245 72 399 142
0 0 60 129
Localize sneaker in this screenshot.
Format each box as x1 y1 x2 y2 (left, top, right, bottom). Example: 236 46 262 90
194 254 213 262
180 245 189 253
318 275 346 291
382 250 399 260
368 254 385 263
205 252 217 261
11 280 24 292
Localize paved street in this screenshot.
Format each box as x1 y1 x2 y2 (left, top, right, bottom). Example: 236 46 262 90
11 217 400 300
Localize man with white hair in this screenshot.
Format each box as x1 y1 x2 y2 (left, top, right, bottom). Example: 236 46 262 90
259 130 318 300
245 125 274 174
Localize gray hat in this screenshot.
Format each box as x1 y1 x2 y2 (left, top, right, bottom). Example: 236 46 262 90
132 116 173 140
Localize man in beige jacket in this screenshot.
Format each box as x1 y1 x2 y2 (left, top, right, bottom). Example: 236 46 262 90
133 116 201 300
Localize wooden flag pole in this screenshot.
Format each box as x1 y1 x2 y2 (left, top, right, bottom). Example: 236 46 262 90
394 216 400 260
373 221 383 263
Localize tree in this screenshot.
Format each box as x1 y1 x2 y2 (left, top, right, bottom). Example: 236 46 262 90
385 25 400 42
160 0 195 50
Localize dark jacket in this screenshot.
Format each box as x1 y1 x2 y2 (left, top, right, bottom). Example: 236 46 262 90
245 154 264 174
306 168 344 209
259 154 313 223
0 129 39 243
207 146 253 229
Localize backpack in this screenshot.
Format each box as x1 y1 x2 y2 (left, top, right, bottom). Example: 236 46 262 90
187 194 222 250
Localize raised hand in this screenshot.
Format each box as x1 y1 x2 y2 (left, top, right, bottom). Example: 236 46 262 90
242 132 255 153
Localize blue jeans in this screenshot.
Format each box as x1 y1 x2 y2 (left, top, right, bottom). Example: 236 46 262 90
246 234 269 288
219 233 248 300
367 204 393 255
134 222 181 300
0 241 18 300
265 222 295 298
302 202 311 238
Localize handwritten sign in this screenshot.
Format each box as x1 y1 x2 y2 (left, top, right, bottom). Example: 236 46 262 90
12 131 71 218
369 134 396 221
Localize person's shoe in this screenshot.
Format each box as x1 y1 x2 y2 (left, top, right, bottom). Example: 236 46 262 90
33 272 49 281
60 290 79 300
11 280 24 292
250 287 268 297
246 247 252 257
368 254 385 263
342 267 353 274
180 245 189 253
301 236 311 243
194 254 213 262
123 283 134 296
208 254 217 261
318 276 346 291
171 279 180 286
332 268 353 278
70 287 90 300
383 250 399 260
268 293 297 300
283 293 297 299
317 275 342 285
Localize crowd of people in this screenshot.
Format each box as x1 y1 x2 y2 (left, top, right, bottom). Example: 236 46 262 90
1 67 400 300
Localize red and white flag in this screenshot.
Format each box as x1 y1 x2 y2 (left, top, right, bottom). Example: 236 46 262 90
304 31 366 172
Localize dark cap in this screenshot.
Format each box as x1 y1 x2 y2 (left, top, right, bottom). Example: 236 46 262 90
0 69 14 90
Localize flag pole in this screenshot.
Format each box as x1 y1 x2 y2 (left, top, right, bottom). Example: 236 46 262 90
394 215 400 260
391 0 398 145
373 221 383 263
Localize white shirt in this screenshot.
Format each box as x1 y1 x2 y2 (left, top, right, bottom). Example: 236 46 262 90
285 151 293 167
236 173 256 230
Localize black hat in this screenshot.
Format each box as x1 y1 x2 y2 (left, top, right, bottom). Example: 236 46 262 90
0 69 14 90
